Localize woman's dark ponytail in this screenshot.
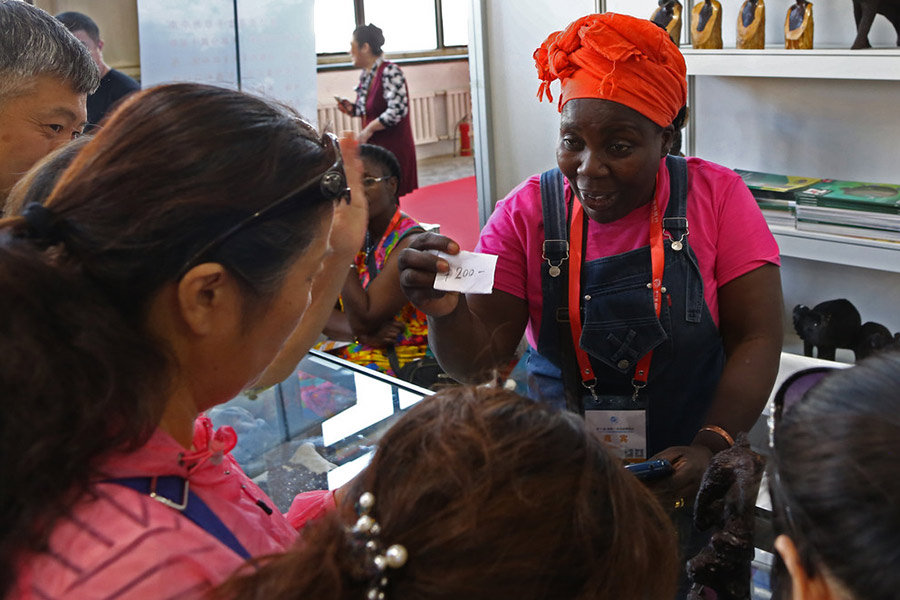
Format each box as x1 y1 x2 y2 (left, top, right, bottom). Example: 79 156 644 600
0 233 169 595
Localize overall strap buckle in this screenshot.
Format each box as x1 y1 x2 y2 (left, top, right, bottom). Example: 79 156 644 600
149 476 190 511
663 217 689 251
631 380 647 402
542 239 569 277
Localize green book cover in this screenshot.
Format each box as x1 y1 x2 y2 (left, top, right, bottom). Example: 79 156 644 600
757 199 793 212
795 179 900 214
734 169 820 194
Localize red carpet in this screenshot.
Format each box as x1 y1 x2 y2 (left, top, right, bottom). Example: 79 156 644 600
400 176 480 251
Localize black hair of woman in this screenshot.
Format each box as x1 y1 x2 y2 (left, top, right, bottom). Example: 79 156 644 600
359 143 402 190
353 23 385 56
770 349 900 600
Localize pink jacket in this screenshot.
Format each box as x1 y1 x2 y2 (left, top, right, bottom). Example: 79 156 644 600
12 417 331 599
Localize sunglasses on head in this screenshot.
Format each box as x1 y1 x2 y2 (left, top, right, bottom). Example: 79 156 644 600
768 366 836 597
177 131 349 279
772 367 835 426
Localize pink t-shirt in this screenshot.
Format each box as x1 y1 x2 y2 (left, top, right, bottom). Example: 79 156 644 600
13 417 301 600
476 157 780 349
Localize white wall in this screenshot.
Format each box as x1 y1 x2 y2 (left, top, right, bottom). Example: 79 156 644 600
693 76 900 183
481 0 596 201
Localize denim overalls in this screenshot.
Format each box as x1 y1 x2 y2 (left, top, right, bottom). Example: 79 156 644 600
526 156 725 457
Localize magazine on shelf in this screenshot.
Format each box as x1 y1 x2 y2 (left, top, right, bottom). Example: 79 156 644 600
761 208 796 228
795 204 900 242
795 179 900 215
795 221 900 243
734 169 820 204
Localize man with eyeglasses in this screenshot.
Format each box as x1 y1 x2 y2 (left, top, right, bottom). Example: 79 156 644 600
0 0 98 206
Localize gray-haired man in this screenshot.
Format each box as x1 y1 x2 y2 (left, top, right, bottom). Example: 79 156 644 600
0 0 99 203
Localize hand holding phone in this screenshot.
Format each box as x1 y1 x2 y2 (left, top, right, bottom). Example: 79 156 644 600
624 458 674 482
335 96 353 115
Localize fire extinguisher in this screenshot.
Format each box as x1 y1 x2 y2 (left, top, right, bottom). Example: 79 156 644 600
457 120 473 157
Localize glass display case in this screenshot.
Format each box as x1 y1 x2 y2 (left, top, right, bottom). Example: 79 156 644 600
208 350 432 513
207 349 810 598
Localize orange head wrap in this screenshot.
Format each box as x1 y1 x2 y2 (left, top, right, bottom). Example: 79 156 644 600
534 13 687 128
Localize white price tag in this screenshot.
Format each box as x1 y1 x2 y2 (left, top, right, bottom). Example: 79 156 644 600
432 250 497 294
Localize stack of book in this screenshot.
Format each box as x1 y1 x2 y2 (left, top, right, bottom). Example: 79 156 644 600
734 169 820 228
794 180 900 242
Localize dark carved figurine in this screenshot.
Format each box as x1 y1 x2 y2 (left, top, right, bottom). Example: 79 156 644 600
785 0 815 49
851 0 900 49
738 0 766 49
692 0 723 49
855 321 898 360
652 0 684 45
793 299 861 361
688 435 765 600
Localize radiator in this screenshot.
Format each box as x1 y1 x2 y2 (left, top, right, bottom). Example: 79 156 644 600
316 105 361 136
445 88 471 134
316 88 470 146
410 93 439 145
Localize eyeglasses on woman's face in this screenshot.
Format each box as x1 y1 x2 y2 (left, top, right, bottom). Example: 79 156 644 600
177 131 349 279
362 175 392 188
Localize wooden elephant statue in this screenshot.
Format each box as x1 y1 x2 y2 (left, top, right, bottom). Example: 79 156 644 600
793 299 861 361
851 0 900 49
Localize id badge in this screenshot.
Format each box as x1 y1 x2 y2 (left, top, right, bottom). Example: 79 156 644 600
584 395 648 463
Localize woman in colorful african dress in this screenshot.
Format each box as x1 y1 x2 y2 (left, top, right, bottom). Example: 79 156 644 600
321 144 429 377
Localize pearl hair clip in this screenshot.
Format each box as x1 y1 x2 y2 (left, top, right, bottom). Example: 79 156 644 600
351 492 408 600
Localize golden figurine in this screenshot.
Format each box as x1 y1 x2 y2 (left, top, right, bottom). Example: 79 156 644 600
651 0 683 46
785 0 814 49
737 0 766 49
691 0 723 49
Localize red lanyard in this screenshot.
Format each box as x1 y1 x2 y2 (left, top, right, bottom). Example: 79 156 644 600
567 178 665 400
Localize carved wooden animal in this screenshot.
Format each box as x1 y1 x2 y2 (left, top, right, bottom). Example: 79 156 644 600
855 322 899 360
851 0 900 49
737 0 766 49
688 435 764 600
793 299 861 361
785 0 815 49
692 0 723 49
650 0 682 46
652 0 684 45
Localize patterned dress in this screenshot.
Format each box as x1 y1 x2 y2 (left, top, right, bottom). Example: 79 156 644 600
332 211 429 375
352 58 409 129
351 58 418 196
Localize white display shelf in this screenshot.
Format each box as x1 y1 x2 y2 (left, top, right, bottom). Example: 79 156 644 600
682 47 900 80
769 224 900 273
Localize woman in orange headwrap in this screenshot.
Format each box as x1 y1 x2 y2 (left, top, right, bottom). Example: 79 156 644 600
398 12 782 524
